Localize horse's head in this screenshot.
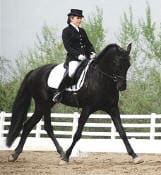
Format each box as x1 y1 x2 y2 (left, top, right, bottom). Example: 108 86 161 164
113 43 131 91
97 43 131 91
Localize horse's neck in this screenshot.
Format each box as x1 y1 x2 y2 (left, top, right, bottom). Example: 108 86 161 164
96 59 112 77
89 63 111 86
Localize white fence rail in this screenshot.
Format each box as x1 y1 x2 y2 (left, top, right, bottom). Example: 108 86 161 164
1 112 161 154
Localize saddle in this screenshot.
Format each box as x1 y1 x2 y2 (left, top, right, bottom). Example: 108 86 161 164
47 59 93 92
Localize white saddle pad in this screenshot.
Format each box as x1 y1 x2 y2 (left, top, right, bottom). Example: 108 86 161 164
47 63 66 89
47 59 93 92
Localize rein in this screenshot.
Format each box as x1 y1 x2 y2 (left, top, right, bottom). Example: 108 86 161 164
92 65 126 82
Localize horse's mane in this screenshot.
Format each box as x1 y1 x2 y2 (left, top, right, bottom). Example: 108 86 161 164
96 43 119 61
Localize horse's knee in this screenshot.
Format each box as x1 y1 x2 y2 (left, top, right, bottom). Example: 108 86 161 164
73 132 82 141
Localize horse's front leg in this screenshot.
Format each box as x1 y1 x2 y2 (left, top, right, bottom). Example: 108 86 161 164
61 107 94 163
108 107 143 164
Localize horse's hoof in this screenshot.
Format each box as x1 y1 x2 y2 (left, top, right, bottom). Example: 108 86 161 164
58 149 65 159
60 152 65 159
59 159 68 165
133 157 144 164
8 154 16 162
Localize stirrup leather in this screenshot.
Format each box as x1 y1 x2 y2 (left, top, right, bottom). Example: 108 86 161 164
52 91 61 102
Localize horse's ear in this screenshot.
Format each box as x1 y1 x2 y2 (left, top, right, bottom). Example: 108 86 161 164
127 43 132 54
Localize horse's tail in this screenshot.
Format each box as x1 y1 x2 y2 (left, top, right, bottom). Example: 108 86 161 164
6 71 32 147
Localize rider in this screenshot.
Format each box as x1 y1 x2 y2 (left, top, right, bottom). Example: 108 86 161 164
53 9 96 102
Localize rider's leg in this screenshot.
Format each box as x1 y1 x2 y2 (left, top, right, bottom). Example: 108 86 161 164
52 61 81 102
52 74 71 102
68 61 81 78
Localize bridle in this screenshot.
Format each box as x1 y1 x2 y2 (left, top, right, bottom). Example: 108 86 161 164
93 65 126 83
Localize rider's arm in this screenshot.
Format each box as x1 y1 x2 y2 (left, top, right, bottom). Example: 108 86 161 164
81 28 95 54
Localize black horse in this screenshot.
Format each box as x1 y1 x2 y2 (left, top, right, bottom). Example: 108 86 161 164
6 43 143 163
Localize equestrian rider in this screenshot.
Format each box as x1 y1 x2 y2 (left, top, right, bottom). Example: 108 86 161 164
53 9 96 102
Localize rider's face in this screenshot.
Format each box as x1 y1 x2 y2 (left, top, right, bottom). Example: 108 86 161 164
70 16 82 27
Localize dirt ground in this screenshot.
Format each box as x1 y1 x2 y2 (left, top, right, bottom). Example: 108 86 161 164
0 151 161 175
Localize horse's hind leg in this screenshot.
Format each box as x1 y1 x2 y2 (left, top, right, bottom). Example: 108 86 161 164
8 106 43 162
44 109 64 157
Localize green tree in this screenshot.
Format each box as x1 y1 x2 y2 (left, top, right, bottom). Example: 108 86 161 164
82 7 105 52
140 4 161 65
0 56 10 83
118 4 161 114
117 6 140 64
0 56 12 111
12 23 65 81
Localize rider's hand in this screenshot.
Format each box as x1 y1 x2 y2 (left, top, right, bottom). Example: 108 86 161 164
90 52 96 59
78 54 86 61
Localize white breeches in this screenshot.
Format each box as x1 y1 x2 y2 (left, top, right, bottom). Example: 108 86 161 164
68 61 81 77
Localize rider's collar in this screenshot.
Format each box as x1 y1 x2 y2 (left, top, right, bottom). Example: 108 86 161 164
70 23 79 32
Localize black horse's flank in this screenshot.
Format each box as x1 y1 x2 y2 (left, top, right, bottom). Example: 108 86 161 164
6 43 141 163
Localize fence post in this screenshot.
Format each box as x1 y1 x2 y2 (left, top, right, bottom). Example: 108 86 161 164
150 113 156 140
111 121 116 140
35 120 41 139
72 112 79 139
0 111 5 141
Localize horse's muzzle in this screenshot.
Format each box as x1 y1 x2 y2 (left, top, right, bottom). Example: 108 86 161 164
117 81 127 91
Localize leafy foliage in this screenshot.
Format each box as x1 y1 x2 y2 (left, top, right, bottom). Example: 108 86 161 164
82 7 105 52
118 3 161 114
12 23 65 81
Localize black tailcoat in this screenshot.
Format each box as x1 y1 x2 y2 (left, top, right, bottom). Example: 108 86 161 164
62 24 95 65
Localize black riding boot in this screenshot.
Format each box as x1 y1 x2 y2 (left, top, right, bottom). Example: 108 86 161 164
52 75 72 103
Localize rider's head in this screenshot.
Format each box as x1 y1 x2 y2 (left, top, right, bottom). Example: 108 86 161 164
67 9 84 26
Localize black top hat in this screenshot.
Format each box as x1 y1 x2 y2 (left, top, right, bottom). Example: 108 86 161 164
67 9 84 17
